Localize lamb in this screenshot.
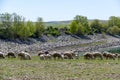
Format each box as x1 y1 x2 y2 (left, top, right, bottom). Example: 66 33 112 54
18 51 31 60
6 52 16 58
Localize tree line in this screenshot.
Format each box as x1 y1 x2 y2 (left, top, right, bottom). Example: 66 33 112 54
0 12 120 40
70 15 120 36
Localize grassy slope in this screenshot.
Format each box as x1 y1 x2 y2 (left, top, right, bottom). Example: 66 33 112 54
0 57 120 80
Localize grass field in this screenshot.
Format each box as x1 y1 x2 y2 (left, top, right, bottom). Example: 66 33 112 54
0 56 120 80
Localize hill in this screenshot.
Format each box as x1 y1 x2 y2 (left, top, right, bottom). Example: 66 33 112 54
45 19 108 27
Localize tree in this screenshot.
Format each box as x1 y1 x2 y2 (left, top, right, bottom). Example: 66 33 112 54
108 16 120 27
101 23 108 33
0 13 13 39
70 20 78 34
11 13 25 39
76 23 85 35
90 19 102 33
26 21 36 37
74 15 91 34
35 17 45 37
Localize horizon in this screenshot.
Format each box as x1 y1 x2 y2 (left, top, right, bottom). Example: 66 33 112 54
0 0 120 22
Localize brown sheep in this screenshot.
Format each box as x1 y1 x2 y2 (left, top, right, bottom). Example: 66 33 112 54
92 52 103 60
18 51 31 60
107 53 116 60
63 50 79 59
103 51 108 58
0 52 5 59
103 51 115 60
6 52 16 58
52 52 63 60
83 52 94 60
64 52 74 59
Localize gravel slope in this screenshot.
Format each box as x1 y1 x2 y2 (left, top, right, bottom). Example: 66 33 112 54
0 34 120 55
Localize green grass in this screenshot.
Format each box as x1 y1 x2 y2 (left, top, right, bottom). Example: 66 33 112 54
0 56 120 80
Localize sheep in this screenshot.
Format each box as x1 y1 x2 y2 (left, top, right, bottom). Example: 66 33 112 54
39 54 52 60
6 52 16 58
103 51 115 60
70 50 79 59
0 52 5 59
52 51 64 60
112 53 118 58
64 52 74 59
63 50 79 59
107 53 116 60
39 54 46 60
103 51 108 58
37 51 45 56
38 50 51 60
92 52 103 60
18 51 31 60
83 52 94 60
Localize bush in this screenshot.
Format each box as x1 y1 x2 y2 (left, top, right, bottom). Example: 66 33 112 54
45 26 61 36
107 26 120 35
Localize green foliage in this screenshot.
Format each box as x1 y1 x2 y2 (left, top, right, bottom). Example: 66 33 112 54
101 23 108 33
70 15 89 36
17 21 36 39
65 28 71 35
76 23 85 35
0 13 44 39
74 15 90 34
107 26 120 35
1 12 120 40
45 26 61 36
70 20 78 34
34 17 45 38
0 13 13 39
90 19 102 33
108 16 120 27
26 21 36 37
11 13 26 39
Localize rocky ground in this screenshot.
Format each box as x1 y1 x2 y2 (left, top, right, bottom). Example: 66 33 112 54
0 34 120 55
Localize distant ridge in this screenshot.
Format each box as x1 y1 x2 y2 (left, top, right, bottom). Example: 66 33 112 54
45 19 107 26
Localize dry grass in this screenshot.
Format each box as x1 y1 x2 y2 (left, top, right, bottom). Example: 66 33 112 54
0 57 120 80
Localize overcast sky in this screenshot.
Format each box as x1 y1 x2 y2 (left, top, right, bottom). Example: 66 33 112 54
0 0 120 21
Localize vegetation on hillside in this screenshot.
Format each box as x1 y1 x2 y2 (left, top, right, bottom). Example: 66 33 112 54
0 12 120 40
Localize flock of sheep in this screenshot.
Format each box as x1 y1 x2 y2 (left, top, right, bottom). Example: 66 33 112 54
84 51 120 60
0 50 120 60
0 50 79 60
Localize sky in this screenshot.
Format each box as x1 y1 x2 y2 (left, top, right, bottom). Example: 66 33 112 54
0 0 120 21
